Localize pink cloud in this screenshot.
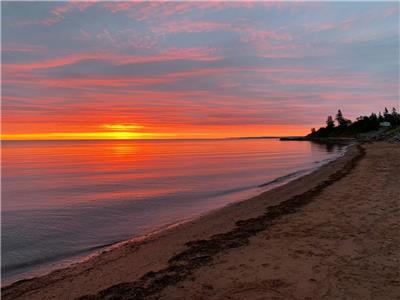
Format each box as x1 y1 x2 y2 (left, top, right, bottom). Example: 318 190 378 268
383 6 399 17
8 2 96 27
151 20 231 34
306 17 356 33
2 43 46 53
90 28 160 50
248 30 292 42
52 2 93 16
102 2 137 13
3 64 322 93
40 2 96 26
149 18 294 59
4 66 235 90
125 1 258 22
100 1 285 22
309 23 336 32
4 47 221 75
73 29 92 41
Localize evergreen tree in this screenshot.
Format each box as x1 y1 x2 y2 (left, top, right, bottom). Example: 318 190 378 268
335 110 344 125
336 109 351 126
392 107 400 125
307 108 397 139
378 112 384 122
326 115 335 128
368 113 379 130
384 107 389 116
383 107 390 122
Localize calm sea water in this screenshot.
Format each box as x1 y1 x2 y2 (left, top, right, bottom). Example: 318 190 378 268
1 138 347 284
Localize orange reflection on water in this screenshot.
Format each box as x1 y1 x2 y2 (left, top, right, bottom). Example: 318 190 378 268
111 143 138 156
2 138 336 212
1 138 344 287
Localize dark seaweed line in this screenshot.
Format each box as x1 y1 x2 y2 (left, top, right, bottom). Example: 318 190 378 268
79 145 366 300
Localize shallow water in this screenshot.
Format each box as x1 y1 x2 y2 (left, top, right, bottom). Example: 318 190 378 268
1 138 347 284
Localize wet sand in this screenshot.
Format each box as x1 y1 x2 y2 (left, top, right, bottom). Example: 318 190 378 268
2 142 399 300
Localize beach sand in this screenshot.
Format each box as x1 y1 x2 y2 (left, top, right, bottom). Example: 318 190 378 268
2 142 399 300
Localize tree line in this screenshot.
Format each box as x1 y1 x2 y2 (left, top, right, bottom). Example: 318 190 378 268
309 107 400 138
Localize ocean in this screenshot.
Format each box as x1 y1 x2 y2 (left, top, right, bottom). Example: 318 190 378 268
1 138 347 284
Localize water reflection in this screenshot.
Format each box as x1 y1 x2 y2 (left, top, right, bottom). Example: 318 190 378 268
111 143 138 156
310 140 352 153
2 139 345 284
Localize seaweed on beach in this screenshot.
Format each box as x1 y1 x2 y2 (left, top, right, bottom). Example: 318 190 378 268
79 145 366 300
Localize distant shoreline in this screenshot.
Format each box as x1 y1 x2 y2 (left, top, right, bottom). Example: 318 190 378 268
280 125 400 143
280 136 356 141
1 136 283 142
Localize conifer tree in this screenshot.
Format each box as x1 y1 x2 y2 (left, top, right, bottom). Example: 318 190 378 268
336 109 350 126
326 115 335 128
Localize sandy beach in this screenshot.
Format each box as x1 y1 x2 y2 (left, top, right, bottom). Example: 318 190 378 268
2 142 399 300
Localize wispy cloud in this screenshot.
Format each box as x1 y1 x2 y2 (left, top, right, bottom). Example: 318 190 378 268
2 1 398 138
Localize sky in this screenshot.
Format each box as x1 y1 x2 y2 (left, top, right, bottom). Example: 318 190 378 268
1 1 399 139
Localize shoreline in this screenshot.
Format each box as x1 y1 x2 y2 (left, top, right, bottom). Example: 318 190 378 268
81 144 366 300
280 136 356 142
4 142 398 299
1 217 194 287
2 143 347 287
2 143 360 299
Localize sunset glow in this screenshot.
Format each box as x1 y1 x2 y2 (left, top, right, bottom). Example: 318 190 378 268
2 2 399 140
101 124 144 131
2 2 400 291
0 131 176 141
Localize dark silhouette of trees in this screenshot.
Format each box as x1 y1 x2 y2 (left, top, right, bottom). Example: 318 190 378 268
308 107 399 138
391 107 400 125
335 110 343 125
378 112 384 122
335 109 351 127
384 107 390 121
382 107 400 125
326 116 335 128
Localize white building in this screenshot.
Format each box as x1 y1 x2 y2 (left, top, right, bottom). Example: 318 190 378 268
380 121 391 127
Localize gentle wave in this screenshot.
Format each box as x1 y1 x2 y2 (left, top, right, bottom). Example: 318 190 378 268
2 139 348 284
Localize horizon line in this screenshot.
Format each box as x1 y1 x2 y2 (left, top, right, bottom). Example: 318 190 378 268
0 136 297 142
